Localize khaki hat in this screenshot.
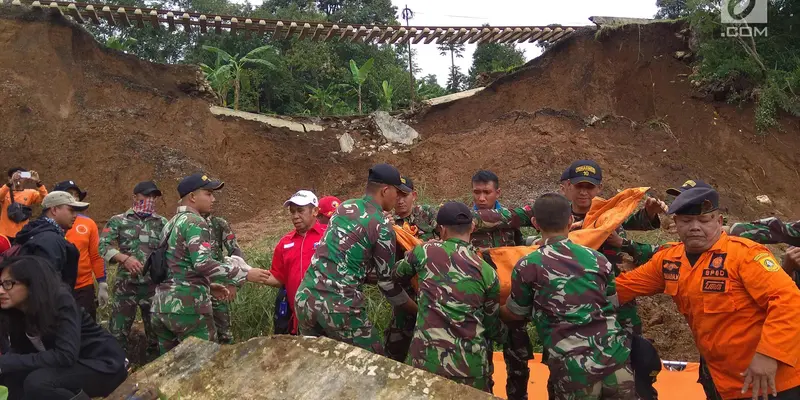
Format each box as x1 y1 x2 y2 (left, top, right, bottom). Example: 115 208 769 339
42 191 89 211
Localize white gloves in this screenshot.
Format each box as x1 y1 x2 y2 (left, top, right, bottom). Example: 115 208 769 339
97 282 109 307
226 255 252 272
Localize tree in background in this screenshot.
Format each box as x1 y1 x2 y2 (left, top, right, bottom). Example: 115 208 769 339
202 45 278 111
306 83 348 115
438 43 466 93
348 58 375 114
416 74 448 100
445 66 468 93
105 36 138 52
468 42 526 87
655 0 688 19
379 81 395 111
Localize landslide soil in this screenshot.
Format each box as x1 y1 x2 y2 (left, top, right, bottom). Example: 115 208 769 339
3 8 799 361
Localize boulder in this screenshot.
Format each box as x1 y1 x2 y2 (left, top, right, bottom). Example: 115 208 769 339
106 336 497 400
372 111 419 145
339 132 355 153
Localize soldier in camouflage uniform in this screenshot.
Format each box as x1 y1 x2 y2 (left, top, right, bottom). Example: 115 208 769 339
393 201 506 391
384 176 438 362
205 213 243 344
151 174 271 354
99 181 167 360
295 164 415 353
502 193 634 400
729 217 800 247
470 170 531 400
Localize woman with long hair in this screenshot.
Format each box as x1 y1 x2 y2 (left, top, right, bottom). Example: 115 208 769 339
0 256 127 399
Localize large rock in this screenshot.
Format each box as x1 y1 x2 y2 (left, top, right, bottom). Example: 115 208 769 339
107 336 497 400
372 111 419 145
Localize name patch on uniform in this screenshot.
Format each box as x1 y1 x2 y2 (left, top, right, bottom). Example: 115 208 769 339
662 260 680 281
755 253 781 272
702 279 726 293
283 242 295 249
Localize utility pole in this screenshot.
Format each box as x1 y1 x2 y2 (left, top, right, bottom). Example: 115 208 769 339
401 4 416 108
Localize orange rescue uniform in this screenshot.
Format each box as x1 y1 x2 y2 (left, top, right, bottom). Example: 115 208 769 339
0 184 48 238
617 233 800 399
65 214 105 290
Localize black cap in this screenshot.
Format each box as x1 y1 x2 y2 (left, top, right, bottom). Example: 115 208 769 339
399 176 414 192
666 179 712 196
668 187 719 215
177 173 224 198
436 201 473 226
53 180 87 201
133 181 163 197
7 167 26 178
559 167 571 182
565 160 602 186
368 164 411 194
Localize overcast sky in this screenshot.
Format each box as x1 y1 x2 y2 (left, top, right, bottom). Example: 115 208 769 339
392 0 659 85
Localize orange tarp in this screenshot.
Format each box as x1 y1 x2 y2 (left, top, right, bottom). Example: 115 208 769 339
491 352 705 400
487 187 650 302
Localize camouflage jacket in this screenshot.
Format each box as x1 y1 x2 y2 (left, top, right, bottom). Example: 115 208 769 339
730 217 800 247
393 204 439 241
206 215 241 262
151 206 249 315
470 205 524 250
99 209 168 285
297 195 409 312
506 236 630 391
393 238 505 380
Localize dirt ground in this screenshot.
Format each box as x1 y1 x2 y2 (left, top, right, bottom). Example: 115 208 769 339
2 7 799 361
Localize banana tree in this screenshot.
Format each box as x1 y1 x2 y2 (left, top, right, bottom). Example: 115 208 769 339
306 83 348 115
202 45 277 111
348 58 374 114
379 80 394 111
200 53 233 107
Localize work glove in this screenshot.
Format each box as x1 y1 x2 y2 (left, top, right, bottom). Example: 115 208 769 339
226 255 252 272
97 282 109 307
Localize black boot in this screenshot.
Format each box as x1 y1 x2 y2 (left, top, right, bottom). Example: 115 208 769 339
70 390 92 400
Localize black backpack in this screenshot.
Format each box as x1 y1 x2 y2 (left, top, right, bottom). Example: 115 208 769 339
6 190 32 223
144 225 173 284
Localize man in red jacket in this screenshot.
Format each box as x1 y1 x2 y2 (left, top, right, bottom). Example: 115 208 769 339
265 190 326 334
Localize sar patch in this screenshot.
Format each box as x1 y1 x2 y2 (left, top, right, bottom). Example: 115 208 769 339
755 253 781 272
662 260 680 281
709 253 727 269
702 279 726 293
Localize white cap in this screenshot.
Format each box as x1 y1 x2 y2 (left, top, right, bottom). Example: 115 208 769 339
283 190 319 207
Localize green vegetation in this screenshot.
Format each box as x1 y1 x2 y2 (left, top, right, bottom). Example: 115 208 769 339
87 1 528 115
655 0 800 133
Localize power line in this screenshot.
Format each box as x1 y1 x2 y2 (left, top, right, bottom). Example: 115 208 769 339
414 11 489 21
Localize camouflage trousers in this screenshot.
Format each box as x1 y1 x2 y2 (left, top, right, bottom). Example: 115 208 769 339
151 312 215 355
109 277 157 359
450 375 492 393
487 325 533 400
553 363 635 400
383 285 417 362
212 298 233 344
296 302 383 354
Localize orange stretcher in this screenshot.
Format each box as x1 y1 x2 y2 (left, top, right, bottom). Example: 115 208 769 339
491 352 705 399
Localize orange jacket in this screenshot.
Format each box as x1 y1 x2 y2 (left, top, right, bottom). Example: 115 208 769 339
65 215 105 289
0 184 48 238
617 233 800 399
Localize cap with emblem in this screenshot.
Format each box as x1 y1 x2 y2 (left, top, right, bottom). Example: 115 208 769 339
43 191 89 211
666 179 712 196
284 190 319 207
436 201 473 226
367 163 411 194
53 180 87 201
133 181 163 197
177 173 224 198
565 160 603 186
319 196 341 218
668 186 719 215
399 176 414 193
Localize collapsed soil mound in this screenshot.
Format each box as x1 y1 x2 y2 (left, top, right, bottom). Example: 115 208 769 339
2 8 798 362
0 6 370 224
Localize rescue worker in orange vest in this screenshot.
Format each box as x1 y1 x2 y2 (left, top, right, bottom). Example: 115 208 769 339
616 186 800 400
